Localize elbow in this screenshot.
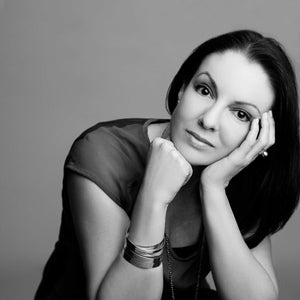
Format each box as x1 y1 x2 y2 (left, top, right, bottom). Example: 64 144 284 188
267 279 279 300
218 285 279 300
269 289 279 300
254 285 279 300
254 286 279 300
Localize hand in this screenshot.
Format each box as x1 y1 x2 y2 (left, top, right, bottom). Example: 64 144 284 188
200 111 275 189
140 137 193 206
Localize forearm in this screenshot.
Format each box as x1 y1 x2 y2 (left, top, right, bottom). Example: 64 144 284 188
128 187 168 245
97 135 190 300
98 255 163 300
201 185 278 300
97 189 168 300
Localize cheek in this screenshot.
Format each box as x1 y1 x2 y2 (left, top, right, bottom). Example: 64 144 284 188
170 102 193 128
220 121 249 151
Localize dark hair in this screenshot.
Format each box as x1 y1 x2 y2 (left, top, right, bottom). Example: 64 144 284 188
166 30 300 247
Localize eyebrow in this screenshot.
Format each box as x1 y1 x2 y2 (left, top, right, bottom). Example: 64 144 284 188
196 71 218 98
196 71 262 116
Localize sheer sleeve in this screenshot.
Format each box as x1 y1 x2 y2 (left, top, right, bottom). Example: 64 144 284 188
64 127 128 207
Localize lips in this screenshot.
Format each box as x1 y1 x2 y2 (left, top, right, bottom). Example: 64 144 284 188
186 130 214 147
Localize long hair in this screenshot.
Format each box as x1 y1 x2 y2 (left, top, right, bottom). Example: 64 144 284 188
166 30 300 247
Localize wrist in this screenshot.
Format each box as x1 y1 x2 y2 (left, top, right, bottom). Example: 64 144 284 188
138 184 171 209
200 182 228 210
200 166 231 190
129 191 168 246
123 233 165 269
200 181 225 196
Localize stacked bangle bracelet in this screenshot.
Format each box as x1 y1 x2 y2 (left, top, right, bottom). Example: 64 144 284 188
123 236 165 269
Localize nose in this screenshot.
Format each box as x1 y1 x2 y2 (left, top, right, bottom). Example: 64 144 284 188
198 104 221 131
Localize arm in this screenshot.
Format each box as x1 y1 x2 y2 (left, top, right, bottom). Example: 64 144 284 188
68 173 165 300
200 111 278 300
68 137 192 300
201 185 278 300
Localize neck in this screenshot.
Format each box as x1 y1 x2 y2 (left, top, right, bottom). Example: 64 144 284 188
147 121 170 143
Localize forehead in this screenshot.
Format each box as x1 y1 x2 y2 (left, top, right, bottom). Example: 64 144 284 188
195 51 275 112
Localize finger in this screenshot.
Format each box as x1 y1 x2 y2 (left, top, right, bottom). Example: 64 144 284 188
246 111 271 159
259 111 270 145
182 160 193 184
152 137 173 150
169 146 193 184
151 137 164 147
260 111 275 155
268 111 275 147
227 118 259 167
183 169 193 185
237 118 260 155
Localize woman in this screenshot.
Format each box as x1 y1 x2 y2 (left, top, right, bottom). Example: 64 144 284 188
35 30 300 300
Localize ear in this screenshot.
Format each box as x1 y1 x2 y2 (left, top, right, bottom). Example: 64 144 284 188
178 85 185 101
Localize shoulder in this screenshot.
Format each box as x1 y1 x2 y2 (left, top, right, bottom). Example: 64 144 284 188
66 118 151 169
64 118 153 207
72 118 150 148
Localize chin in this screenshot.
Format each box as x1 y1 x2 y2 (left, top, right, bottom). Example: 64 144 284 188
187 157 215 167
175 144 216 166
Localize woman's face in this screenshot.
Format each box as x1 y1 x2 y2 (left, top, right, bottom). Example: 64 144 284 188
170 50 274 166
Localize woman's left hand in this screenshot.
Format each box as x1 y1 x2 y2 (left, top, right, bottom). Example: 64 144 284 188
200 111 275 189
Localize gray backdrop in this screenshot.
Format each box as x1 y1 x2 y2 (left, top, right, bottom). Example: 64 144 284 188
0 1 299 299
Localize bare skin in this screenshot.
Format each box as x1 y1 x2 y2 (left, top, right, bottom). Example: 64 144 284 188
68 51 278 300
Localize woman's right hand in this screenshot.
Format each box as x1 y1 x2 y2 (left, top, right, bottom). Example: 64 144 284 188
140 137 193 206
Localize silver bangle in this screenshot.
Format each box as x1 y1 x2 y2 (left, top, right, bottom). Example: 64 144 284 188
123 247 162 268
123 236 165 269
126 237 164 257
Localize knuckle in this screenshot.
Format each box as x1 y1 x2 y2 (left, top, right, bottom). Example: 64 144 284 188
257 133 266 142
229 156 245 168
244 138 255 148
257 138 267 148
178 157 187 168
243 156 252 165
184 165 193 177
152 137 162 147
170 149 179 158
161 140 173 151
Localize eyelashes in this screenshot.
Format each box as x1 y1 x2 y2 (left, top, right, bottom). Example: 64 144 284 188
194 83 213 98
194 82 253 123
231 109 252 122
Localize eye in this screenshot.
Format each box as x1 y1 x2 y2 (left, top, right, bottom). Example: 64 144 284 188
195 84 212 97
232 109 251 122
